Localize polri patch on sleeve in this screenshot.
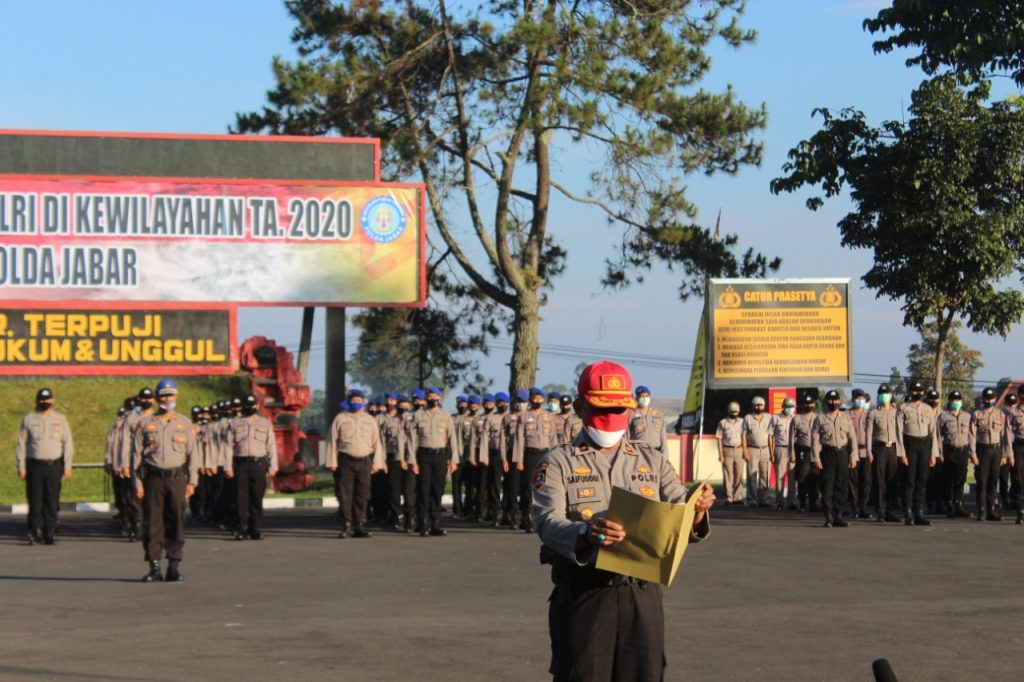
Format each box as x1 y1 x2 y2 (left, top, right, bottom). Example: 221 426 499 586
532 469 546 490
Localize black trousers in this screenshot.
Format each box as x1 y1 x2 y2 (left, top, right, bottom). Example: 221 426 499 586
214 468 234 526
926 457 946 509
451 464 465 516
1014 442 1024 510
114 475 141 530
462 463 479 517
338 454 372 525
873 444 899 514
848 454 871 513
519 447 546 521
233 457 268 532
25 458 63 536
902 435 933 512
549 577 665 682
793 445 818 507
975 444 1001 514
944 446 969 507
503 457 521 523
370 469 389 522
189 474 208 519
416 448 448 528
204 469 224 523
142 470 187 562
480 460 502 520
819 447 850 519
999 461 1014 505
386 455 415 524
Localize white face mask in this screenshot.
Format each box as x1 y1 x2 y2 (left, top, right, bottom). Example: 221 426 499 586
637 396 651 408
584 425 626 448
159 400 176 412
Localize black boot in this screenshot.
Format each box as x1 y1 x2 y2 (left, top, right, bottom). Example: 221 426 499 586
142 560 163 583
1016 510 1024 525
913 507 931 526
987 507 1002 522
338 522 352 539
165 559 184 582
353 524 372 538
903 509 913 526
954 501 969 517
946 502 957 519
833 513 849 528
823 512 833 528
42 530 56 545
429 526 447 536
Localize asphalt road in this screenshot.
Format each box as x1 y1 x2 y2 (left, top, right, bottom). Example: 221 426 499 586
2 504 1023 682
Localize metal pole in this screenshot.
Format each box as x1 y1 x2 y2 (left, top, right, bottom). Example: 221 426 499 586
325 307 347 432
297 306 315 380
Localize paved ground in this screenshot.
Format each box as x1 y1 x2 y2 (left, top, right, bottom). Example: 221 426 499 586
3 504 1024 682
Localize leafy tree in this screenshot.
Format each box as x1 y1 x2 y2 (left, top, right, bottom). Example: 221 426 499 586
771 76 1024 396
235 0 776 387
542 382 571 397
865 1 1024 86
348 260 498 395
886 366 906 397
905 319 983 397
300 388 326 433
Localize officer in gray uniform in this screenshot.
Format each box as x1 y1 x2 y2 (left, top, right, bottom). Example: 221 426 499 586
478 393 507 527
790 394 819 512
224 395 279 540
812 390 858 527
408 386 460 536
899 381 939 526
1008 386 1024 524
16 388 74 545
629 385 666 455
132 380 199 583
381 393 412 531
716 402 744 504
742 396 772 507
866 383 904 522
533 360 713 682
846 388 871 519
327 390 386 538
937 390 971 518
560 394 583 441
770 397 797 510
970 387 1012 521
516 387 559 533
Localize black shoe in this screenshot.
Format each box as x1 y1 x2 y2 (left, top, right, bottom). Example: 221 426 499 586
127 531 137 543
42 533 55 545
823 519 833 528
1016 511 1024 525
914 515 931 526
353 525 372 538
987 511 1002 522
883 512 901 523
142 561 163 583
904 512 913 526
429 527 447 537
509 522 520 530
249 530 263 540
954 503 969 518
523 524 536 534
491 521 501 528
165 560 184 582
834 517 849 528
26 532 38 545
233 531 247 541
787 504 800 511
775 504 784 511
946 506 957 519
856 510 870 520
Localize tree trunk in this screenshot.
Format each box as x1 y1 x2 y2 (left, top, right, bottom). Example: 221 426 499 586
933 310 956 397
509 293 540 391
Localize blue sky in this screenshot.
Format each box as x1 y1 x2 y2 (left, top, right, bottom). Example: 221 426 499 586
1 0 1019 396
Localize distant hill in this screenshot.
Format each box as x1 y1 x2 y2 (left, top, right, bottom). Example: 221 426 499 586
1 375 247 504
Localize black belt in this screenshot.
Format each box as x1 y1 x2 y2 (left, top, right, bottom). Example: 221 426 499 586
233 456 266 462
873 441 897 449
904 434 930 441
943 444 969 451
28 457 63 467
417 447 445 456
145 465 185 478
977 443 1001 451
1014 439 1024 447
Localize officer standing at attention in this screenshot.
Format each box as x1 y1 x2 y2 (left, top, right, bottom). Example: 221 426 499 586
742 396 772 507
105 400 131 535
898 381 939 526
224 395 279 540
16 388 74 545
479 393 507 527
811 390 858 527
533 360 714 681
451 395 470 518
499 391 523 526
970 387 1013 522
865 384 903 522
381 393 411 532
560 394 583 441
770 397 797 510
716 402 744 505
119 388 155 538
132 381 198 583
924 389 948 515
937 391 971 519
516 387 559 533
462 395 484 519
790 394 819 513
999 393 1019 511
1007 386 1024 524
327 390 386 538
629 386 666 455
847 389 872 519
409 386 460 536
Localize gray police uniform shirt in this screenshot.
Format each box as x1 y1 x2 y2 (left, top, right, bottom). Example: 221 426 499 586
865 407 906 459
629 408 666 454
516 409 559 456
562 412 583 442
900 401 936 439
1006 406 1024 445
380 413 407 460
105 415 126 470
327 411 386 469
769 414 793 455
408 408 461 463
970 408 1011 460
533 435 710 565
224 414 279 474
480 411 507 466
715 417 743 448
937 410 971 455
810 411 858 465
742 413 772 450
788 412 816 461
16 410 74 473
131 411 200 487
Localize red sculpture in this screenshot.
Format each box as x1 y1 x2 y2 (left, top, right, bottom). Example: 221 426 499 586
238 336 316 492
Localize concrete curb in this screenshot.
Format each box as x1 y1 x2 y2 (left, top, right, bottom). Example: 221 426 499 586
1 494 456 514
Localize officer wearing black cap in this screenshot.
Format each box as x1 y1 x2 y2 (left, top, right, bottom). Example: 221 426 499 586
846 389 871 518
866 384 904 522
789 393 819 512
224 395 279 540
16 388 74 545
1005 386 1024 523
970 387 1012 521
118 388 155 537
560 394 582 441
937 391 971 518
1000 393 1019 511
923 389 946 514
898 381 939 525
811 390 858 527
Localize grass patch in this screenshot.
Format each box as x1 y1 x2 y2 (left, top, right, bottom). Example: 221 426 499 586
1 375 248 504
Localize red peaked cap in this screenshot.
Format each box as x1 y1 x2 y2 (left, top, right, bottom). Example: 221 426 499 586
577 360 637 409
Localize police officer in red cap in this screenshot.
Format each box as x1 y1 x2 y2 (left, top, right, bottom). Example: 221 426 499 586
533 360 714 681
